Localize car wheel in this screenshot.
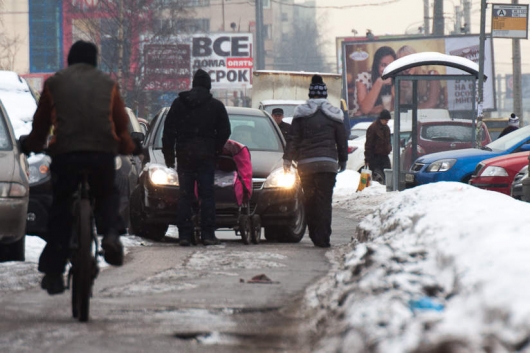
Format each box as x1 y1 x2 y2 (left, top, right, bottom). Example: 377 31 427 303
129 186 168 241
277 198 307 243
239 215 251 245
0 236 25 262
250 214 261 244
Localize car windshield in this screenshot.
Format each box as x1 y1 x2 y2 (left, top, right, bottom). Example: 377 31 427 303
263 105 298 117
485 125 530 151
154 112 283 152
0 109 12 150
350 128 367 140
421 124 487 142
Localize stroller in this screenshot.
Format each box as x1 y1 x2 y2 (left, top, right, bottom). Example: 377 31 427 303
192 139 260 244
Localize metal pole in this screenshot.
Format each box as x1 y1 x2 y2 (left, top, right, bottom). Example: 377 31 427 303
222 0 225 31
255 0 264 70
512 0 522 122
424 0 430 34
477 0 486 113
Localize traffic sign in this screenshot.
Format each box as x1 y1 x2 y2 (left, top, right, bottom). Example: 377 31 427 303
491 4 528 39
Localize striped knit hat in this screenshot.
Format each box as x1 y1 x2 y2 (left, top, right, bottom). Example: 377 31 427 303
509 113 519 127
308 75 328 98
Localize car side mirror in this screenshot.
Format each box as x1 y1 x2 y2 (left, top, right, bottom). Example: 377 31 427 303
131 131 145 144
17 134 29 153
521 144 530 152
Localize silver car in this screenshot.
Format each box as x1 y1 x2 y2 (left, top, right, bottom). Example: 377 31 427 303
0 100 29 262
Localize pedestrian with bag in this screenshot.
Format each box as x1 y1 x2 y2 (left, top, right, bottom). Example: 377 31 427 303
364 109 392 183
21 40 139 295
162 69 231 246
283 74 348 248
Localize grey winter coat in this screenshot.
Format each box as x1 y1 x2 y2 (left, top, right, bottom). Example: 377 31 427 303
283 99 348 175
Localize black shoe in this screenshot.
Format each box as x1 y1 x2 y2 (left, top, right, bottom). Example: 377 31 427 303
179 239 191 247
202 237 221 246
41 273 65 295
313 242 331 248
101 233 124 266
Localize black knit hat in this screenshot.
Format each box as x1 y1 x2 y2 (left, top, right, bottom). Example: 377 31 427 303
308 74 328 98
379 109 391 120
192 69 211 90
67 40 98 67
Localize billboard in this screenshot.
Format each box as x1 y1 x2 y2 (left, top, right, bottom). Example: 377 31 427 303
142 33 254 91
340 35 495 118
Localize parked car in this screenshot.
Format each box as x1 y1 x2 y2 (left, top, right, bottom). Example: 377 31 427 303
0 100 29 262
401 119 492 171
405 124 530 188
469 151 529 196
511 165 528 200
129 106 307 243
349 121 372 140
26 107 144 237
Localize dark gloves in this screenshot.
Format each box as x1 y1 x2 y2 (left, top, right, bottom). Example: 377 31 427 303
132 139 143 156
338 161 347 173
18 135 31 156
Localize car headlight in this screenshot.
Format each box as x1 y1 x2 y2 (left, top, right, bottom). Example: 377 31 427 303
27 153 51 185
0 182 28 198
480 166 508 177
426 159 456 172
148 164 179 186
263 167 298 189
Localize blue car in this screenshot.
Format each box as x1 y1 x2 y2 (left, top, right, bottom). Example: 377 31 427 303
405 124 530 187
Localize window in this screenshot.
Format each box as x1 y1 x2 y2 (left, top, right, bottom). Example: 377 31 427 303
29 0 63 72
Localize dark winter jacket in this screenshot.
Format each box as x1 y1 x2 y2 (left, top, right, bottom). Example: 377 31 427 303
278 121 291 140
498 125 518 138
24 63 135 156
162 87 231 169
364 119 391 163
283 99 348 175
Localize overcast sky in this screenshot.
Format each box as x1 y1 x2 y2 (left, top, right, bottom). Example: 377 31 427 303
311 0 529 77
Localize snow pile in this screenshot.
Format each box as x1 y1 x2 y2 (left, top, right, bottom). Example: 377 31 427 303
316 180 530 353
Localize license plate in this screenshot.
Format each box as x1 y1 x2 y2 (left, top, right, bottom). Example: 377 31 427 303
405 173 415 183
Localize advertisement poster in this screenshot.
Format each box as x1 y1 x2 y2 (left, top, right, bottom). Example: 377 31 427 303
340 35 495 118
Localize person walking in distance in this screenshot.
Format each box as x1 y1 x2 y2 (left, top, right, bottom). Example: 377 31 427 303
162 69 231 246
283 75 348 248
21 40 138 295
498 113 520 138
364 109 392 183
271 108 291 140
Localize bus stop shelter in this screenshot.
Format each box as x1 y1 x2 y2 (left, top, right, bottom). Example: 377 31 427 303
381 52 485 191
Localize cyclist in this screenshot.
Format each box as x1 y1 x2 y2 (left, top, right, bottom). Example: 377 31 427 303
22 40 137 295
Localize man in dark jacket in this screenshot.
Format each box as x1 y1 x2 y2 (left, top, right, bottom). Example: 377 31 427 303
22 40 136 295
162 69 231 246
283 75 348 248
364 109 392 182
271 108 291 139
499 113 519 138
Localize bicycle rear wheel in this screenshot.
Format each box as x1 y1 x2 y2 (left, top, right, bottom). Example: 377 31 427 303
72 198 93 322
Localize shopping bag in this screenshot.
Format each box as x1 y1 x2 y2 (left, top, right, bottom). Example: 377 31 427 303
357 166 372 192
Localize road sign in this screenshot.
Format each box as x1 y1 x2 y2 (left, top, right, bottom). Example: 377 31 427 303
491 4 528 39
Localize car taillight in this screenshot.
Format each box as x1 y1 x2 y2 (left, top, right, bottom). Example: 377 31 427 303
348 146 357 154
417 145 425 154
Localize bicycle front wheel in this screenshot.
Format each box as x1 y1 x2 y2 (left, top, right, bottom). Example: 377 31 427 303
72 198 93 322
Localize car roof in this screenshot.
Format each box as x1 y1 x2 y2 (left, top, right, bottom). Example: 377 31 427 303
226 106 269 117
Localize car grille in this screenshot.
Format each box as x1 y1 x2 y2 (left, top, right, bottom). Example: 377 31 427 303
253 178 265 190
411 162 425 172
472 163 485 177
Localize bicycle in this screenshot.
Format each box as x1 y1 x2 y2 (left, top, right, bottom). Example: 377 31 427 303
67 171 100 322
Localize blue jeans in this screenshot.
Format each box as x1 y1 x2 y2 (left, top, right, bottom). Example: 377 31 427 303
177 160 216 240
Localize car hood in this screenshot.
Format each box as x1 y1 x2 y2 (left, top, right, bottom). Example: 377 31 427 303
0 151 15 181
151 149 283 179
416 147 495 163
479 151 530 167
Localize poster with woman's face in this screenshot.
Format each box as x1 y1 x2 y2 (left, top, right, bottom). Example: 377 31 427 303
341 35 495 118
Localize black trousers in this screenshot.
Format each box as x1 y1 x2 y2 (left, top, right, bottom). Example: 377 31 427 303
300 172 336 247
39 152 119 274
